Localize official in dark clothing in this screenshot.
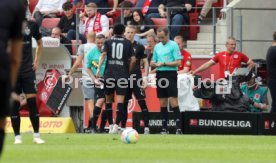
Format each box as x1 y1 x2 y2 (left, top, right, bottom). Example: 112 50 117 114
266 31 276 113
0 0 25 155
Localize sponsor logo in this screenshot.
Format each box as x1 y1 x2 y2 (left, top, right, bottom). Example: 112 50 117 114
189 119 198 126
189 119 252 128
264 120 270 129
148 119 176 127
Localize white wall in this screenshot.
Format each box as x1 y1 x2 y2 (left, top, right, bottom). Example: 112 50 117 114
222 0 276 59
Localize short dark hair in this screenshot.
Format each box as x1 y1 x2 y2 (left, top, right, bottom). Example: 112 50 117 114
62 2 73 10
113 24 125 35
96 34 105 39
121 1 133 8
157 27 169 36
174 35 185 42
273 32 276 41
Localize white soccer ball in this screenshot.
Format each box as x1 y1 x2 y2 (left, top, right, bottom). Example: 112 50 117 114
121 128 139 144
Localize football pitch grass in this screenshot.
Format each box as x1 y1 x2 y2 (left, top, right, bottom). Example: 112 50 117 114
1 133 276 163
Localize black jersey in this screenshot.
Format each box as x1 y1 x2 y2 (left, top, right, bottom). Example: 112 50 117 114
0 0 25 81
20 20 42 75
131 41 146 74
103 35 134 79
266 46 276 80
58 14 76 34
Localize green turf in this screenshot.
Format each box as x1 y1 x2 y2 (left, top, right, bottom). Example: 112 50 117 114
1 133 276 163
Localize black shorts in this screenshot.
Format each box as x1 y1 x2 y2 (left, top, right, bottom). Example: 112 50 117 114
14 71 36 94
156 71 178 98
0 80 11 118
95 86 105 100
104 77 128 96
125 74 146 101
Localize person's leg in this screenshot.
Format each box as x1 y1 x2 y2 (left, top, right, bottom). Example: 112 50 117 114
0 80 10 154
170 14 185 40
67 30 87 43
10 78 22 144
105 94 114 133
159 98 168 133
167 71 182 134
82 79 95 129
34 11 44 26
91 86 105 131
145 13 161 20
200 0 218 18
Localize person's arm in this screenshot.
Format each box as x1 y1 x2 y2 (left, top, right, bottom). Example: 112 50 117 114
10 40 23 88
32 39 43 71
178 67 190 74
185 3 192 12
96 52 107 78
142 58 149 77
253 88 268 111
106 0 118 15
191 60 215 75
86 59 97 82
68 55 84 77
246 59 255 70
138 28 155 37
158 4 166 17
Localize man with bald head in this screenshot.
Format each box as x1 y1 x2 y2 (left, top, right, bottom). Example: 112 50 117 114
51 27 72 54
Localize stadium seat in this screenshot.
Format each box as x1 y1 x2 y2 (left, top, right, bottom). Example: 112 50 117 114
41 18 61 29
188 13 200 40
151 18 167 28
29 0 38 14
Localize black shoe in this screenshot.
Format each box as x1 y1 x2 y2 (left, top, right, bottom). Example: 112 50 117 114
160 128 169 135
176 129 182 135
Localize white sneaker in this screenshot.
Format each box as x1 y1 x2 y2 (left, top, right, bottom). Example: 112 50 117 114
108 124 114 134
33 137 45 144
112 124 119 134
144 127 150 134
14 135 22 144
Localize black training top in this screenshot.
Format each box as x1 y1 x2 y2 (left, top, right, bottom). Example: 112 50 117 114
103 35 134 79
0 0 25 81
131 41 146 74
20 21 42 75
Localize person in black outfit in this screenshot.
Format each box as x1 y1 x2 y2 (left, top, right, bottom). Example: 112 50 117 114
158 0 194 39
58 2 76 36
121 25 150 134
96 24 136 134
266 31 276 113
10 0 45 145
0 0 25 155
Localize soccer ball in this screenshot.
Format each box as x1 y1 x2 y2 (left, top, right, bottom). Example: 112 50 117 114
121 128 139 144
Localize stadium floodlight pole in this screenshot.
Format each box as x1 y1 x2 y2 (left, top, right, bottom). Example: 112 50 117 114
212 7 217 55
237 15 243 52
230 7 234 37
166 8 170 39
76 8 80 49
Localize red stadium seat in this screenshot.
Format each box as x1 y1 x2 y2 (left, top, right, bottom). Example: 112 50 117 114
151 18 168 28
29 0 38 14
71 40 82 56
41 18 61 29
